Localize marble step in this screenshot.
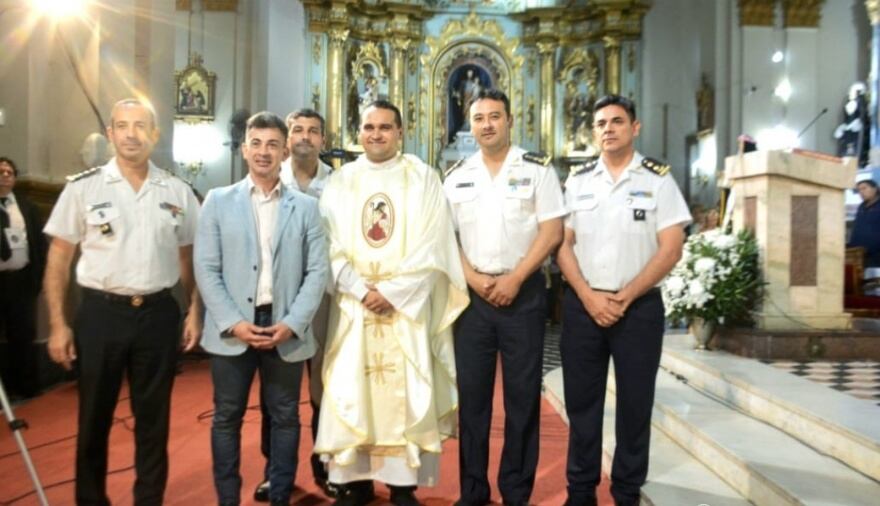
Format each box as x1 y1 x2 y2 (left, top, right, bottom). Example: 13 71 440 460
661 333 880 482
543 368 750 506
632 367 880 505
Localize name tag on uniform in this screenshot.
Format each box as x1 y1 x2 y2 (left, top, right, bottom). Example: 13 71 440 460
455 182 475 188
506 177 534 199
87 201 112 212
625 190 656 211
160 202 184 217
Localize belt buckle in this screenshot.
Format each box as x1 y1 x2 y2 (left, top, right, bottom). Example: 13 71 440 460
130 295 144 307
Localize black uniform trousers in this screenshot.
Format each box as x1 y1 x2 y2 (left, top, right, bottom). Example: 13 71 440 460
455 271 545 505
74 288 180 506
0 268 40 398
560 287 664 506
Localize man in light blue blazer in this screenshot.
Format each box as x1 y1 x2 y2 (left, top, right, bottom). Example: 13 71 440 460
194 111 328 506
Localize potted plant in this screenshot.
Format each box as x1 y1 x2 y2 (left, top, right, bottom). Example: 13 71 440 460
662 228 763 349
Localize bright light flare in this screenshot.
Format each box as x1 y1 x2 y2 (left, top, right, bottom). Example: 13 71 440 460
774 78 793 102
30 0 89 19
756 125 799 151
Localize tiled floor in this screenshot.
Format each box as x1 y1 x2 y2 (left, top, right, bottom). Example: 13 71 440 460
762 359 880 407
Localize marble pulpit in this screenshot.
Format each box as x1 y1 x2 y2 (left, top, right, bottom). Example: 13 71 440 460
725 149 857 330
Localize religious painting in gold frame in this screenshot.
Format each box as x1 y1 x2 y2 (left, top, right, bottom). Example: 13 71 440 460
174 53 216 122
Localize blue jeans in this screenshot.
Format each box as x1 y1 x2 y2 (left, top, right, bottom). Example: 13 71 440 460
210 308 303 504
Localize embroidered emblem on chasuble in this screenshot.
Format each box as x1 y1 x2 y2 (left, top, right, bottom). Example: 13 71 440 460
362 193 394 247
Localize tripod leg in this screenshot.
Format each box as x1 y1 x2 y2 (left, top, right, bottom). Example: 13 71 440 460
0 378 49 506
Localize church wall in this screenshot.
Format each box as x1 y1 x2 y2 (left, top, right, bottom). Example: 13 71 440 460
641 0 708 190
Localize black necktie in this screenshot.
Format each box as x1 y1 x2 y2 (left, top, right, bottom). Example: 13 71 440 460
0 197 11 261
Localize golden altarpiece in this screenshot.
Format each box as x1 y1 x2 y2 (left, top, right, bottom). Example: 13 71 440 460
300 0 650 171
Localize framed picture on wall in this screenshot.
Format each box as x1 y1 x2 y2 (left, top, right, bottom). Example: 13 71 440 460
174 53 216 122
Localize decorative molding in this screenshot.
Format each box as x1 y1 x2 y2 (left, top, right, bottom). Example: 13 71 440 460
603 36 621 95
526 97 536 139
738 0 776 26
868 0 880 25
313 37 322 65
328 28 349 47
782 0 825 27
349 41 387 78
312 84 321 113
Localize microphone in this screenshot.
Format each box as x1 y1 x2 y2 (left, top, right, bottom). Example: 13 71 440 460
797 108 829 138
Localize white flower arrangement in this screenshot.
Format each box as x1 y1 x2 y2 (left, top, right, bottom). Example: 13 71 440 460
662 229 763 326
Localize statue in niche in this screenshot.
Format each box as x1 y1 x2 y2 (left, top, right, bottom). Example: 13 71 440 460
563 78 596 154
834 82 869 166
696 73 714 132
347 64 386 146
448 65 491 140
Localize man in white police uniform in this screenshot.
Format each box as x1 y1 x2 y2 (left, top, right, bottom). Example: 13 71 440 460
443 88 565 506
253 108 337 502
43 98 202 505
556 94 691 506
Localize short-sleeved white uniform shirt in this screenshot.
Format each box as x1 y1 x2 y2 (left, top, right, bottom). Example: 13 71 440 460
443 146 566 274
44 158 200 295
564 152 691 291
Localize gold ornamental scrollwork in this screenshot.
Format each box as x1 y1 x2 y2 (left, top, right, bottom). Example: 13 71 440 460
782 0 825 27
869 0 880 25
313 37 322 65
312 84 321 112
738 0 776 26
526 97 536 139
557 48 600 90
328 28 349 48
350 41 387 78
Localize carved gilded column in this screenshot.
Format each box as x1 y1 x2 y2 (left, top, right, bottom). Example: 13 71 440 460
326 27 348 149
389 38 410 115
867 0 880 155
603 36 621 95
537 41 556 156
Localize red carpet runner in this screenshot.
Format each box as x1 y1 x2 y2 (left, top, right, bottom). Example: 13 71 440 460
0 358 613 505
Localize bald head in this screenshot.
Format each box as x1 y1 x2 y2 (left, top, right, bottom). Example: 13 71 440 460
110 98 159 129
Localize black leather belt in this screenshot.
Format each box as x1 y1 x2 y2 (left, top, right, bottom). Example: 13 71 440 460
82 287 172 308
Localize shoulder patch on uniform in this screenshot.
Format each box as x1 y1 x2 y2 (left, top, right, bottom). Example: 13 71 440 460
523 151 551 166
641 157 671 176
66 166 101 183
444 158 466 178
571 158 599 177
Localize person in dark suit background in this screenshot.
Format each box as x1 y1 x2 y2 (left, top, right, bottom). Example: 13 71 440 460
0 156 47 400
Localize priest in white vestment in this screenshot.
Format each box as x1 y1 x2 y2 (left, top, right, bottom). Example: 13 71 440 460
316 100 469 506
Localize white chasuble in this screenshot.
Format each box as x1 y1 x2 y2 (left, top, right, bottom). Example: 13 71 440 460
316 153 469 485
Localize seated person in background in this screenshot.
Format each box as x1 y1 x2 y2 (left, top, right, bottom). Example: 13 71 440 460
849 179 880 268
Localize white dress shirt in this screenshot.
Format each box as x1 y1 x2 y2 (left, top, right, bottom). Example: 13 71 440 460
280 158 332 199
0 192 29 271
247 175 282 306
43 158 200 295
443 145 566 274
564 152 691 291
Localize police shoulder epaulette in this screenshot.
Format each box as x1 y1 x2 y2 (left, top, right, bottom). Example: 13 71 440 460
523 151 551 166
641 157 671 176
444 158 466 178
571 159 599 177
65 166 101 183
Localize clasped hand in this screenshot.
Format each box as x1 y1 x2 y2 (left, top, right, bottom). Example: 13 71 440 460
231 321 294 349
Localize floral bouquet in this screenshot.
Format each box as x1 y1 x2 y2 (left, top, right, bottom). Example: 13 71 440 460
662 229 763 327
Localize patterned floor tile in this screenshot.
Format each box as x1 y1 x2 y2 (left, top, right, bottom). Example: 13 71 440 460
763 358 880 407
